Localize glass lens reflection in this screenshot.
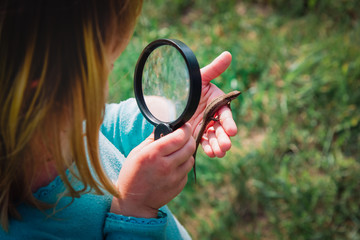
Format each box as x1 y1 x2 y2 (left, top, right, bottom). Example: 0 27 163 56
142 45 190 122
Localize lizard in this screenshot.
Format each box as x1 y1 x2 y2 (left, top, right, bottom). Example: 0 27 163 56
192 90 241 182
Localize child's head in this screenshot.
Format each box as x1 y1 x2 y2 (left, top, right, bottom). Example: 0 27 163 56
0 0 142 229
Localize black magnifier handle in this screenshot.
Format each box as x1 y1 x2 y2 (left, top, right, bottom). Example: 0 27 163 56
154 123 173 140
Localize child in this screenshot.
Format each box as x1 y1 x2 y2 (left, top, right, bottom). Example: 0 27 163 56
0 0 237 239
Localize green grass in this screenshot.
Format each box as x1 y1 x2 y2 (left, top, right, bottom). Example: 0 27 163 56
108 1 360 239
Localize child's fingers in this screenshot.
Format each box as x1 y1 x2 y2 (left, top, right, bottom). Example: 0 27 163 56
165 134 195 166
154 123 192 156
217 106 238 137
214 121 232 153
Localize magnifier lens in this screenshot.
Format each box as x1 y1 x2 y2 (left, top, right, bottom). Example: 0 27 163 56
142 45 190 122
134 39 201 139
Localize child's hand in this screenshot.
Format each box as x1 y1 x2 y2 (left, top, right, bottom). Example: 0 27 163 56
110 123 195 218
189 51 238 158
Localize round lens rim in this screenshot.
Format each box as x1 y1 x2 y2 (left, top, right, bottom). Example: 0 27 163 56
134 39 201 130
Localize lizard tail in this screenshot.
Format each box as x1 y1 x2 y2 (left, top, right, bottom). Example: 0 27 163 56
193 163 196 183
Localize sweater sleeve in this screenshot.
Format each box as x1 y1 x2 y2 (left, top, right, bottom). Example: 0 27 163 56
104 211 167 240
100 98 154 157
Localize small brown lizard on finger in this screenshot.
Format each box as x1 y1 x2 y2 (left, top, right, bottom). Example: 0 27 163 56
192 90 241 182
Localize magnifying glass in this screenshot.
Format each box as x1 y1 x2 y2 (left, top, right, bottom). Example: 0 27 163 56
134 39 202 140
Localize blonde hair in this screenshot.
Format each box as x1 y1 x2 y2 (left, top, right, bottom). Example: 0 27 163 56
0 0 142 230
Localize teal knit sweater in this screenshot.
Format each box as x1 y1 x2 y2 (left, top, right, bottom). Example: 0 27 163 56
0 99 191 239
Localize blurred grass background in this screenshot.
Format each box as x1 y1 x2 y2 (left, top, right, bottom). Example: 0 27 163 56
108 0 360 239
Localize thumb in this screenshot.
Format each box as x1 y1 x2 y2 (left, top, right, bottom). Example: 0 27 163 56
200 51 232 84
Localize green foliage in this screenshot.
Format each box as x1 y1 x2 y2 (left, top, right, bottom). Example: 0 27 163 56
245 0 359 22
108 1 360 239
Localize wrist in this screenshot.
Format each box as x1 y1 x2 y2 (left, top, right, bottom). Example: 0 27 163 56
110 197 158 219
